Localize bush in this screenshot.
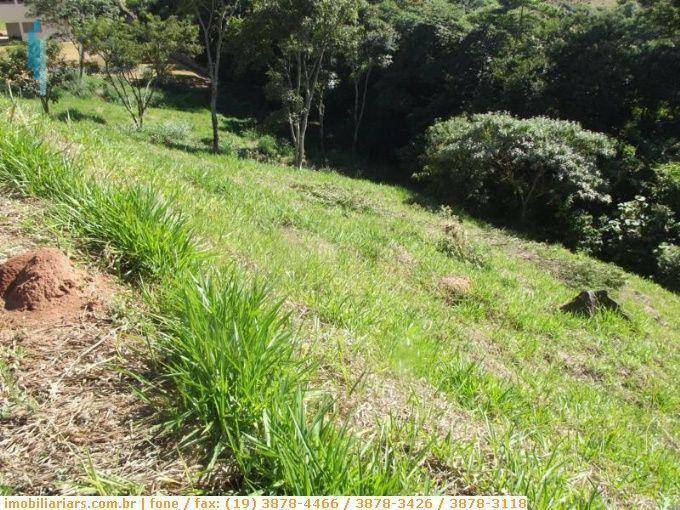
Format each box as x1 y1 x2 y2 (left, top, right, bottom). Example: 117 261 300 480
257 134 289 160
238 133 294 163
0 41 71 113
141 121 192 146
436 220 489 269
655 162 680 215
656 243 680 290
416 113 615 234
62 74 108 98
600 196 680 276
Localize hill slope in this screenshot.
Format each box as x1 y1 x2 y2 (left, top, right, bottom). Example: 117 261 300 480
2 94 679 507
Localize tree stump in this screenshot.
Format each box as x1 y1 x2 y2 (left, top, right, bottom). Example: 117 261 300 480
560 290 629 320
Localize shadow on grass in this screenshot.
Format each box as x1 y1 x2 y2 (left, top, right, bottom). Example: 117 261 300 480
151 85 207 113
153 79 262 119
220 117 256 136
56 109 106 125
159 137 234 157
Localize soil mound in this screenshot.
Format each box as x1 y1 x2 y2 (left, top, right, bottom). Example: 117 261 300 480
0 248 82 311
439 275 472 303
0 251 34 294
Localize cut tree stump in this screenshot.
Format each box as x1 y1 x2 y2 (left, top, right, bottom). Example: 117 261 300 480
560 290 629 320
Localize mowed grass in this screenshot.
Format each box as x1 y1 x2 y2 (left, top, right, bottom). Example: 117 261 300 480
3 93 680 508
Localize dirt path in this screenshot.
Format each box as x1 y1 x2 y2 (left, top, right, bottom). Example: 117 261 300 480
0 196 197 495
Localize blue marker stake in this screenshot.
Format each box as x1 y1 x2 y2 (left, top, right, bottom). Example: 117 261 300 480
27 20 47 96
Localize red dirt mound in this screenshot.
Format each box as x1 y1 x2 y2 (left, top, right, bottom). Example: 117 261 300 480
0 248 82 311
0 251 34 295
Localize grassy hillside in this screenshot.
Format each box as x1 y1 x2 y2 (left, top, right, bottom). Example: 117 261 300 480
2 93 679 507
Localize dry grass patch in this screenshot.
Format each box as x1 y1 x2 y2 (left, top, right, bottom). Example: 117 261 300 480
0 196 199 495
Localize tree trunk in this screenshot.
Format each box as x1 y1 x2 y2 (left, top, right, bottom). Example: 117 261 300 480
210 78 220 153
196 8 223 155
319 105 326 159
78 42 85 81
297 107 311 170
352 77 359 160
318 91 326 159
294 126 304 170
137 89 144 129
352 67 372 161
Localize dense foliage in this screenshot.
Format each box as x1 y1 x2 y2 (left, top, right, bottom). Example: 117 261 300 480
419 113 680 285
417 113 615 227
655 162 680 215
355 0 679 169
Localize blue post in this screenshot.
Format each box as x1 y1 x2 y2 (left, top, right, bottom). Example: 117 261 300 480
27 20 47 96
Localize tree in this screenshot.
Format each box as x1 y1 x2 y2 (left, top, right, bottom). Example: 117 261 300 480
24 0 119 80
145 14 202 83
179 0 244 154
249 0 359 169
85 14 199 129
344 2 397 159
0 41 69 114
417 113 615 227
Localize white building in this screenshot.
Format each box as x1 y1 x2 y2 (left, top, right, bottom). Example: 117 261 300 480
0 0 53 41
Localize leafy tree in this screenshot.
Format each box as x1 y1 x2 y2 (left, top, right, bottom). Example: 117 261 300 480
178 0 244 154
417 113 615 227
600 196 680 277
24 0 119 80
145 14 202 83
639 0 680 39
248 0 360 169
0 41 69 114
344 2 397 159
657 243 680 290
359 0 471 164
85 14 199 129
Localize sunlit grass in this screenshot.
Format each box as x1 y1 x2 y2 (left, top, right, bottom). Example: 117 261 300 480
1 93 678 506
0 117 430 496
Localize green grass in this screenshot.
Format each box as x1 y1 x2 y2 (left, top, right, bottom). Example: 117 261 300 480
1 92 679 507
0 116 429 496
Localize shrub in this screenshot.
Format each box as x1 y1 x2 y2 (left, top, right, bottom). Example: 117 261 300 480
238 134 294 163
655 162 680 216
62 74 108 98
257 134 289 160
563 211 603 253
416 113 615 234
436 221 489 269
600 196 680 276
0 41 71 113
141 121 192 147
552 257 627 291
656 243 680 291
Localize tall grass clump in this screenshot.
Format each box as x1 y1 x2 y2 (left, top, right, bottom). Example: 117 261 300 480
0 121 202 280
155 272 302 461
0 118 429 494
155 272 428 494
247 395 430 494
